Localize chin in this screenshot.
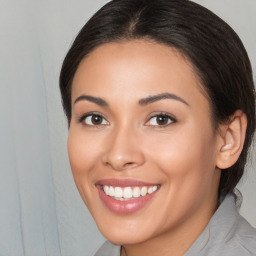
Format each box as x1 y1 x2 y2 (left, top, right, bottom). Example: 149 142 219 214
93 216 153 245
102 229 149 245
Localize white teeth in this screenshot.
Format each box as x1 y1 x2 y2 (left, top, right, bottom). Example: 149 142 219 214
148 187 153 194
123 187 133 199
141 186 147 196
133 187 141 198
109 186 115 197
103 186 109 195
102 185 159 199
114 187 123 198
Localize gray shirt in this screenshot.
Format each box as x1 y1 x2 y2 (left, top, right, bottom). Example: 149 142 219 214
94 193 256 256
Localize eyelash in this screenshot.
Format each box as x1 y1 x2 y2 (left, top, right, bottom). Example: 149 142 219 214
78 112 176 128
145 112 176 128
78 112 109 127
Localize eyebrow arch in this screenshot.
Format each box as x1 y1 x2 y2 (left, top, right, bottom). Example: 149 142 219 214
74 94 108 106
139 93 189 106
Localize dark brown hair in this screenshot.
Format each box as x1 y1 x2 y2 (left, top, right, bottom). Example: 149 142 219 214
59 0 255 195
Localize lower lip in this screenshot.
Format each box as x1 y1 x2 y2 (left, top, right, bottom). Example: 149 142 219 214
97 186 158 215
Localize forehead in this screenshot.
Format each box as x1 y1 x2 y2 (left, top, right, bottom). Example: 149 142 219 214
71 40 208 108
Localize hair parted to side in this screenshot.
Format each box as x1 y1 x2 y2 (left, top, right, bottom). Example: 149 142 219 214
59 0 255 196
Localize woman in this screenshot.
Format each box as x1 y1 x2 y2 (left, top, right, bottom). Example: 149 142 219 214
59 0 256 255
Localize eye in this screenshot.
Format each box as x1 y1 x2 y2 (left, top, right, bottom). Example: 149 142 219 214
80 113 109 126
146 114 175 127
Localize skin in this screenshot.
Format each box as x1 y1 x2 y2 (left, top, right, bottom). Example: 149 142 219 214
68 40 245 256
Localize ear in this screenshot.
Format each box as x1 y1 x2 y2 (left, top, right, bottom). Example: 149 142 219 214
216 110 247 169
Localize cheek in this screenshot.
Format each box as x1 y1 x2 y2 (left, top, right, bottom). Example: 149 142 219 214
67 129 109 213
67 129 101 175
144 128 219 225
67 129 102 201
146 124 218 188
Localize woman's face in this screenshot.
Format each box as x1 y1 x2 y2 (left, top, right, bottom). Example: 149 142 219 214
68 40 222 245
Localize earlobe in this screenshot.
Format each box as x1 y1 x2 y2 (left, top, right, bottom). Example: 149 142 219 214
216 110 247 169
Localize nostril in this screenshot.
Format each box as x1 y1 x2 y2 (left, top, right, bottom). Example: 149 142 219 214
102 146 145 171
104 160 138 171
124 162 137 168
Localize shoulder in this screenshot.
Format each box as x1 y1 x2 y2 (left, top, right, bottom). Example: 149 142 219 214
186 193 256 256
94 241 121 256
205 220 256 255
199 217 256 256
227 216 256 255
216 195 256 255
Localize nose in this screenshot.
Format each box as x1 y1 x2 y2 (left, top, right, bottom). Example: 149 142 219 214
102 125 145 171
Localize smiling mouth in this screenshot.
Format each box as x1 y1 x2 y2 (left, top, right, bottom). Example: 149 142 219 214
100 185 160 201
95 179 161 214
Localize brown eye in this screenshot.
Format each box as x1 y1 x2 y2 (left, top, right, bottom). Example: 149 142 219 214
156 115 169 125
146 114 175 127
91 115 103 125
83 114 109 126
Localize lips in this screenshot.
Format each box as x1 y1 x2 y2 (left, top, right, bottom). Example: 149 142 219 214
96 179 160 214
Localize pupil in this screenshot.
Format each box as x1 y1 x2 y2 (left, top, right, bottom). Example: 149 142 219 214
157 115 168 125
92 115 102 125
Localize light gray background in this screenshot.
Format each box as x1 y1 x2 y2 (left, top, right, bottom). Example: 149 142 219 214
0 1 255 256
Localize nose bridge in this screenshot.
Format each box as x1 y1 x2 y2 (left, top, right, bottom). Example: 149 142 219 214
103 122 144 171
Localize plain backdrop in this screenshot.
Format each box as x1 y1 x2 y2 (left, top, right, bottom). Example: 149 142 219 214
0 1 255 255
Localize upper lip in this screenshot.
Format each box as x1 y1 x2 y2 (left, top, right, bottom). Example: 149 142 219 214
95 179 159 187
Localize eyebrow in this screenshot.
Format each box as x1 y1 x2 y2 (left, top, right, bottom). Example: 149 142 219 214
139 93 189 106
74 92 189 107
74 95 108 106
